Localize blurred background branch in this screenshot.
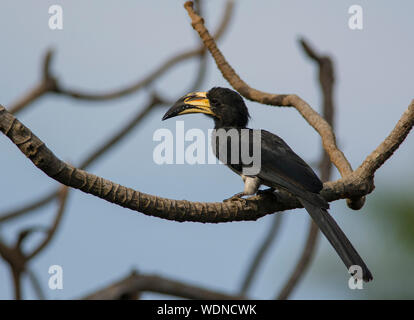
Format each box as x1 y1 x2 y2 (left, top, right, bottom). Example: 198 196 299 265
239 214 284 296
0 0 235 224
277 38 336 300
84 270 246 300
0 0 239 300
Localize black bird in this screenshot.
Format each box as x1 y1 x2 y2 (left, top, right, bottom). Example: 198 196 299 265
162 87 373 282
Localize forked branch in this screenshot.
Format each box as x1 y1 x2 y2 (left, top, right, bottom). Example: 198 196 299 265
1 102 412 223
183 1 367 209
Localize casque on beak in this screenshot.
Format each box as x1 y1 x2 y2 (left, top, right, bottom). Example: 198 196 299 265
162 91 216 120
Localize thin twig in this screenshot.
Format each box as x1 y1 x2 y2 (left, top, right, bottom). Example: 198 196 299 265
277 38 336 300
9 50 57 114
79 94 166 169
0 98 163 223
0 0 235 224
0 186 69 299
8 1 233 113
54 0 234 101
183 1 365 210
11 267 22 300
0 191 58 223
26 186 69 260
0 240 26 299
26 268 46 300
239 214 283 295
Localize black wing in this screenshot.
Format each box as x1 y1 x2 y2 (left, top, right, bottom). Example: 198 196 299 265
257 130 323 192
217 128 371 279
214 128 327 207
257 130 328 208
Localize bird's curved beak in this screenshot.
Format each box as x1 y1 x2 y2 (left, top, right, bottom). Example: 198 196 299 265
162 91 216 120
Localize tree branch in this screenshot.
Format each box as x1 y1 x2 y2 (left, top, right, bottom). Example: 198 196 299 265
9 50 57 114
183 1 367 209
25 268 46 300
277 38 336 300
1 102 412 223
239 214 283 295
239 37 338 297
0 95 165 223
0 192 58 223
83 271 246 300
0 186 69 299
26 186 69 260
52 0 234 101
7 1 233 113
0 0 234 224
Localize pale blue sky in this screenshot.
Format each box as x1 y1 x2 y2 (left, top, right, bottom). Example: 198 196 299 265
0 1 413 299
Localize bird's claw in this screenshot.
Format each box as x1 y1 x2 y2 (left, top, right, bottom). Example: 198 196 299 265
223 192 246 203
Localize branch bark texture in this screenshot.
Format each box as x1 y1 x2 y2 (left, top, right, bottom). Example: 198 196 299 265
1 103 412 223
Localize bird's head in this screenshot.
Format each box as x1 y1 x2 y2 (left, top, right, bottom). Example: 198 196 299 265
162 87 250 128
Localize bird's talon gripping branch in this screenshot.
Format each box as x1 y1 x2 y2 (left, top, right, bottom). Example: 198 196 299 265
223 192 246 203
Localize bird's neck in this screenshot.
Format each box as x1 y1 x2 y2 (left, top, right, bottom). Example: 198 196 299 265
214 118 248 129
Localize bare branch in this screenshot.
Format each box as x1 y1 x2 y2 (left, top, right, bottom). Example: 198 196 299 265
0 96 164 223
0 190 58 223
84 271 246 300
6 1 233 114
277 38 336 300
26 186 69 260
11 267 22 299
0 186 69 299
239 214 283 295
0 238 26 299
25 268 46 300
183 1 367 210
239 38 338 297
54 0 234 101
0 0 234 223
357 105 414 178
9 50 57 114
15 226 48 249
1 103 412 223
79 94 166 169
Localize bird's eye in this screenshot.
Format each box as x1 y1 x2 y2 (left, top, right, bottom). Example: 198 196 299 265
210 98 218 105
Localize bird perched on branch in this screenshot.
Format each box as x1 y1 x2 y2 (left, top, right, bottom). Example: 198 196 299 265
162 87 372 282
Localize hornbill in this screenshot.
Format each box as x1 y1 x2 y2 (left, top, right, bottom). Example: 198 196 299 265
162 87 373 282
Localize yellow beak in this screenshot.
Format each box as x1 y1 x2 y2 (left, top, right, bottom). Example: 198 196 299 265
162 91 216 120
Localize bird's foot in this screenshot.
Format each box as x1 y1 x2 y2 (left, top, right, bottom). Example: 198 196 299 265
223 192 247 203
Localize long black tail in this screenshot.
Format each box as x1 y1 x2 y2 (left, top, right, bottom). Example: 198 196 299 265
299 198 373 282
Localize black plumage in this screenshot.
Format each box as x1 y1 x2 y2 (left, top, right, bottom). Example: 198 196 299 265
163 87 373 282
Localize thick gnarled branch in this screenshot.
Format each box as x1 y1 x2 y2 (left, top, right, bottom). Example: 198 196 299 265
1 103 412 223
